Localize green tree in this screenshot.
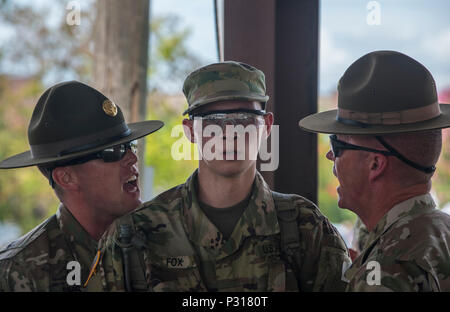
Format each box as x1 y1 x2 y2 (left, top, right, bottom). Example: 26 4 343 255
434 129 450 206
149 14 203 93
0 0 95 82
0 4 202 233
317 133 356 224
0 77 58 231
145 93 197 196
144 14 203 195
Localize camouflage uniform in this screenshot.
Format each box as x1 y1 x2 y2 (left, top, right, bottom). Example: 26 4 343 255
351 217 370 256
345 194 450 291
98 170 351 291
0 205 105 291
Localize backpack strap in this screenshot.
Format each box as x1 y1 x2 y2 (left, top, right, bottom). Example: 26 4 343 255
271 191 302 288
113 214 148 292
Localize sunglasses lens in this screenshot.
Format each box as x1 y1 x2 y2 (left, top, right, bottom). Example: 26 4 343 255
100 145 126 162
128 140 138 154
101 141 138 162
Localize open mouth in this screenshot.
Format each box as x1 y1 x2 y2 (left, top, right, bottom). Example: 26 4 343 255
123 175 139 193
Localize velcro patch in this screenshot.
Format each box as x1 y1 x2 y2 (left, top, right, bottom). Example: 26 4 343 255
256 242 280 257
165 256 193 269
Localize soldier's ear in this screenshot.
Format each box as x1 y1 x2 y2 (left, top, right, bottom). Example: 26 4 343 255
368 154 388 182
262 112 274 139
52 167 78 191
182 119 195 143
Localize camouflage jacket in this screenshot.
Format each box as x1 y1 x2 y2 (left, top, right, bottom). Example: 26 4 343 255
345 193 450 292
98 170 351 292
0 205 104 291
350 217 370 256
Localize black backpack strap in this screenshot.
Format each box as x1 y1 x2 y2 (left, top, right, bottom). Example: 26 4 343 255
271 191 302 287
113 214 148 292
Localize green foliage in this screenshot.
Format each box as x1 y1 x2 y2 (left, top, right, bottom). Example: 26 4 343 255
149 14 202 92
433 129 450 206
317 133 356 223
0 0 95 82
145 94 197 196
0 7 202 234
0 78 58 233
152 16 190 62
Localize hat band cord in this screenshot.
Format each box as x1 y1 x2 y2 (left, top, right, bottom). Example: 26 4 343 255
336 116 370 128
338 102 441 126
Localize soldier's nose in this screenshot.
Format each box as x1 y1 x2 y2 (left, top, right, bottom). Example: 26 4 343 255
326 149 335 161
121 149 138 167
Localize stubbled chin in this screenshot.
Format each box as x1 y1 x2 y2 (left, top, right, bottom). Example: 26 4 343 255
123 185 141 204
123 197 142 214
126 190 142 206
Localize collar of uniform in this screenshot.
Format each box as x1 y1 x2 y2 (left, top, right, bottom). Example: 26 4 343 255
362 193 435 258
182 170 225 253
56 204 98 253
220 171 279 258
181 170 279 258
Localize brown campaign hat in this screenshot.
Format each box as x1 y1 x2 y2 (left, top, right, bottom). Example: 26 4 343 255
0 81 164 169
299 50 450 135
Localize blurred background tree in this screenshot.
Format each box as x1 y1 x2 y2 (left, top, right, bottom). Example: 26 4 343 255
0 77 57 232
145 92 198 196
0 0 202 239
0 0 94 83
434 90 450 209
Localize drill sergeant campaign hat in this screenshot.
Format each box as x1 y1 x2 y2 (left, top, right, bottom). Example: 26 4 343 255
299 50 450 135
182 61 270 116
0 81 164 169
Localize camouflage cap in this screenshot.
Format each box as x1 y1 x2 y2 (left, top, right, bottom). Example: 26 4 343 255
182 61 270 115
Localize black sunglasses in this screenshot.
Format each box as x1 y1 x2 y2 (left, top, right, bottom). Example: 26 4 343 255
329 135 393 158
48 141 137 188
62 140 138 166
329 135 435 174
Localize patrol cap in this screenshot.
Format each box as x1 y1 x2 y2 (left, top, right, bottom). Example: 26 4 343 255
182 61 270 116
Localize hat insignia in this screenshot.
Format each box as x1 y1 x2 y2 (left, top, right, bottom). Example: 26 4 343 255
102 99 117 117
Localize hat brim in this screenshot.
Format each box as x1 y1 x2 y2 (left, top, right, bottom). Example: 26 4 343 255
0 120 164 169
183 93 269 115
299 103 450 135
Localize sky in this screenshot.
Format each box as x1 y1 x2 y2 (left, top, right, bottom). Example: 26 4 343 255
153 0 450 95
319 0 450 94
0 0 449 96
